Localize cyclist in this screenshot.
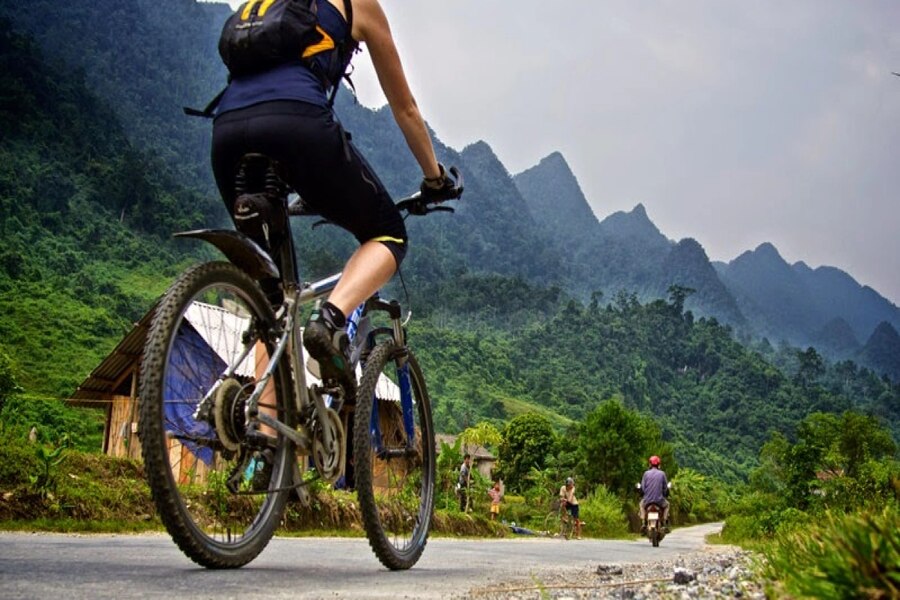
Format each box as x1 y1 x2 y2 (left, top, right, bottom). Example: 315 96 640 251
210 0 459 397
639 455 670 534
559 476 583 539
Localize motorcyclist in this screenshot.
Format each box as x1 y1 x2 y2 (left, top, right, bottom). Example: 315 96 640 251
638 455 669 534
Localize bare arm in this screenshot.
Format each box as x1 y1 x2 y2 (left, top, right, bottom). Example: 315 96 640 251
352 0 441 179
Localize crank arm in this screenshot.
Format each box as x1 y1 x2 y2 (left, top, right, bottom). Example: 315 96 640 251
256 412 312 454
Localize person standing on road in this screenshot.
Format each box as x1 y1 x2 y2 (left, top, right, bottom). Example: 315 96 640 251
559 476 583 539
457 454 472 512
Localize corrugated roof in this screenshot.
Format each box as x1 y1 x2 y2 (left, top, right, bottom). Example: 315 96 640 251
68 300 401 407
67 302 158 407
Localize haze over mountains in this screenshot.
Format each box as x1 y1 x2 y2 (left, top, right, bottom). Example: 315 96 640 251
513 153 900 378
2 0 898 382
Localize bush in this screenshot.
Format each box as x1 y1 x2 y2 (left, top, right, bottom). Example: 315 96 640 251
577 484 628 538
1 394 104 452
0 424 39 487
668 467 730 524
765 505 900 599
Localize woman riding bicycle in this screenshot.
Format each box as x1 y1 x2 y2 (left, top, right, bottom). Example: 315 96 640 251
210 0 458 396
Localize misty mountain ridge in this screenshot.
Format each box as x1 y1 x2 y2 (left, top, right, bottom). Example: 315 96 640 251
859 322 900 382
715 242 900 352
4 0 897 380
513 153 897 377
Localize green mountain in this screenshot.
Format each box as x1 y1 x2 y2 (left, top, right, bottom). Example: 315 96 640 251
715 243 900 379
1 1 897 482
859 322 900 383
514 154 745 325
1 0 231 197
793 261 900 342
716 243 823 341
0 21 210 395
811 318 862 361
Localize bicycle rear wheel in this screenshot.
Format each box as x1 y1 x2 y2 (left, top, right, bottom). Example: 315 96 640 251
139 261 294 568
353 341 435 570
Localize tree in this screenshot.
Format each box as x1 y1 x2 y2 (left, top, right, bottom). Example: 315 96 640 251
0 348 22 414
498 413 557 492
667 284 695 316
577 399 676 496
459 421 502 462
753 411 899 509
795 347 825 388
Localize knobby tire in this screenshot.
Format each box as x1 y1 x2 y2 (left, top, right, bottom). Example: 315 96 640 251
353 342 435 570
139 261 294 568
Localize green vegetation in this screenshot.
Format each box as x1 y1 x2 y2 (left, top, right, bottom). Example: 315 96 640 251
718 410 900 598
0 425 506 537
763 506 900 599
1 12 899 599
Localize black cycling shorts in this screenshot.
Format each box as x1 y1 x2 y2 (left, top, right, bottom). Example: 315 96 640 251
211 100 408 267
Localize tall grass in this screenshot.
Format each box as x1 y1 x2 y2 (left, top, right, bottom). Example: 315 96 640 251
578 484 629 538
764 505 900 599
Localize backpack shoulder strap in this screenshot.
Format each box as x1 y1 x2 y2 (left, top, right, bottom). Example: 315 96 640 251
326 0 359 107
183 86 227 119
343 0 353 31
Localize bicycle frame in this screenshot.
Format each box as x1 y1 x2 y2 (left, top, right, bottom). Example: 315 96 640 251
186 229 413 489
183 155 457 490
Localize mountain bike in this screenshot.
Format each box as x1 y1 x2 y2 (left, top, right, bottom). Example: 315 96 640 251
138 153 463 570
544 499 574 540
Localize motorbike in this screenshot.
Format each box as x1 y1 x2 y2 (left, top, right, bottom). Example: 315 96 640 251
635 481 672 547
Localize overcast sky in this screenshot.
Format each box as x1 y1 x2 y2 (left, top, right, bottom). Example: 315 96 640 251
224 0 900 303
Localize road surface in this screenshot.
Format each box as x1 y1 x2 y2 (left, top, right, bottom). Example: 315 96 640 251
0 523 722 599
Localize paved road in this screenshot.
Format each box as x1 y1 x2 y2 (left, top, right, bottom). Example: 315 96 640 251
0 523 722 599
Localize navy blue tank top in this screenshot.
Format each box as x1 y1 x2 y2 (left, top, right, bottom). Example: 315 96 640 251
216 0 352 115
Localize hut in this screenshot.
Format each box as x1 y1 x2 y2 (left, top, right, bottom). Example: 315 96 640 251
67 302 401 484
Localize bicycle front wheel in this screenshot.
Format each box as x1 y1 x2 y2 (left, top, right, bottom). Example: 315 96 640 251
544 511 560 537
139 261 295 568
353 342 435 570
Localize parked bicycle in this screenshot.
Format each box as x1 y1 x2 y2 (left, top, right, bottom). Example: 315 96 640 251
138 153 463 570
543 498 574 540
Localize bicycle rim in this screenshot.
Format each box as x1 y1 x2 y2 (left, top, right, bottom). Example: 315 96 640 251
139 262 293 568
354 342 435 570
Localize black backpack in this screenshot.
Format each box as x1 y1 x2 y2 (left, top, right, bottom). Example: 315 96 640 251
186 0 356 118
218 0 324 77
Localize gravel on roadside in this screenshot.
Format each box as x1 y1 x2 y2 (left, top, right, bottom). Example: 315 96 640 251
465 547 767 599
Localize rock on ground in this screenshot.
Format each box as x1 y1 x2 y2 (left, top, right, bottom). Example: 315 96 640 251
465 547 767 599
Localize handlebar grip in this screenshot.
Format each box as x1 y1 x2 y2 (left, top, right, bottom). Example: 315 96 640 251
396 165 464 215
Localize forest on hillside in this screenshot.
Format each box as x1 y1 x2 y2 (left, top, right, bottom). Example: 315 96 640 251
1 7 898 486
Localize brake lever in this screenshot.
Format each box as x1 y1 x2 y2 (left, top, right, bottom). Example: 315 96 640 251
427 206 455 214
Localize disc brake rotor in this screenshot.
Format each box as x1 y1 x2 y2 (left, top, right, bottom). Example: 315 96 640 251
312 407 345 483
214 378 247 452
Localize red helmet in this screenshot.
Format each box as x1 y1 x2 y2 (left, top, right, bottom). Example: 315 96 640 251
649 455 661 466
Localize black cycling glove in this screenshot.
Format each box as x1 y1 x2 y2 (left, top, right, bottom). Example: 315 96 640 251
420 163 458 201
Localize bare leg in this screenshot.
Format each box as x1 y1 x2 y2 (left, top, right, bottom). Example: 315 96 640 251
328 241 397 316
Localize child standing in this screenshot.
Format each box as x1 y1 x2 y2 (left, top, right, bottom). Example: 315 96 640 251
487 480 503 520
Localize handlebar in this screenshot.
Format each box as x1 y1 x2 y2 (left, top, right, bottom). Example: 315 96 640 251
395 166 465 216
288 166 464 219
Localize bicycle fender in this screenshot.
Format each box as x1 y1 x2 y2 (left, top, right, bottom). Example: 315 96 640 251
174 229 280 280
